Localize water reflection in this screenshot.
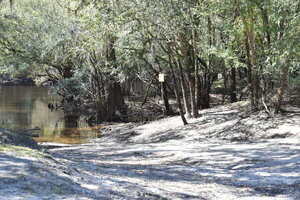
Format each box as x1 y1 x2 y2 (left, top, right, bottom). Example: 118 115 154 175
0 86 100 144
60 114 81 137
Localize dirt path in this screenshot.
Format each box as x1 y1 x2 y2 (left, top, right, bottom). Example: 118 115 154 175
49 138 300 199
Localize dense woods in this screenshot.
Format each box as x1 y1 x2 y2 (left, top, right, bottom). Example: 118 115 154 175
0 0 299 124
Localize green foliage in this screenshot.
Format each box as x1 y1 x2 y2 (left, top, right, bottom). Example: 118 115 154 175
0 0 299 113
0 0 77 77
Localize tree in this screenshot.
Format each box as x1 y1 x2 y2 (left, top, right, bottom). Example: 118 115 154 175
1 0 298 125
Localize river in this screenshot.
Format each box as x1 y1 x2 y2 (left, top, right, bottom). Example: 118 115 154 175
0 86 100 144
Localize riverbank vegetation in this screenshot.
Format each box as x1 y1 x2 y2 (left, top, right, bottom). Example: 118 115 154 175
0 0 299 124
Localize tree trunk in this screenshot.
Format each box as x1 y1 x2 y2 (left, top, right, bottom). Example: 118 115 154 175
151 41 173 116
195 65 200 110
230 67 238 103
96 35 126 122
104 81 126 121
222 70 228 104
244 19 261 110
274 63 289 113
198 73 211 109
161 81 173 115
177 60 191 118
186 72 198 118
178 27 196 118
169 57 188 125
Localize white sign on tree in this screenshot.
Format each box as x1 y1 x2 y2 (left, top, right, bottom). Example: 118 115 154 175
158 73 165 82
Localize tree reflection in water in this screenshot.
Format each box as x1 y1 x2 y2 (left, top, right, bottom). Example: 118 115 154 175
0 86 100 144
61 114 80 137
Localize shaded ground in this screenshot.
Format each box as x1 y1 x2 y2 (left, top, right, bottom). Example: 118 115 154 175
0 128 39 149
1 103 300 199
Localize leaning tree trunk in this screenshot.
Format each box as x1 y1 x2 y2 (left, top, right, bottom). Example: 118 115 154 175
169 57 188 125
177 60 191 118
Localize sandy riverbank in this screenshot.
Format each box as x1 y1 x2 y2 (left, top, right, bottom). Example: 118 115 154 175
1 102 300 199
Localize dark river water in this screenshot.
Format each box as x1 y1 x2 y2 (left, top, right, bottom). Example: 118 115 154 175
0 86 100 144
